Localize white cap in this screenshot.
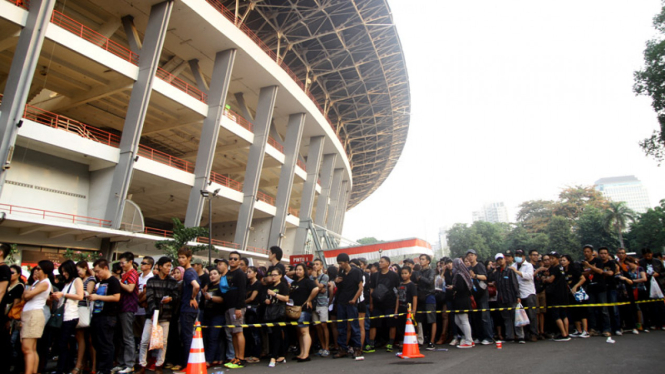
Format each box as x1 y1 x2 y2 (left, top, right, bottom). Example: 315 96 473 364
495 253 504 260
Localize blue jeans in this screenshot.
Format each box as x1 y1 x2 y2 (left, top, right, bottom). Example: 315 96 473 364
180 312 198 363
202 314 224 364
91 315 117 374
336 303 360 350
56 319 79 374
588 291 610 333
471 293 493 341
607 290 621 332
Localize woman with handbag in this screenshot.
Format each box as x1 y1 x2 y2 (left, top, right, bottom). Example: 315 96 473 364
288 263 318 362
561 255 589 338
75 261 97 374
52 260 84 374
264 267 289 368
21 260 54 374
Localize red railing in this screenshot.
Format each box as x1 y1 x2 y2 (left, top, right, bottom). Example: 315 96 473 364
143 226 173 238
50 10 139 65
0 203 111 227
267 137 284 153
256 191 275 206
205 0 337 133
195 237 241 249
210 171 243 192
288 207 299 217
155 67 208 103
224 109 253 132
23 104 121 147
137 145 195 173
246 246 268 255
7 0 28 10
296 159 306 171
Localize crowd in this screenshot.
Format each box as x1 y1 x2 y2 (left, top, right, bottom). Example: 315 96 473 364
1 242 664 374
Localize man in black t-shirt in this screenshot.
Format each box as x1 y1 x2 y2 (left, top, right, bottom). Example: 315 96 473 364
89 259 122 374
225 251 248 368
542 252 570 341
466 249 493 344
333 253 363 359
366 256 399 353
581 245 611 336
598 248 622 335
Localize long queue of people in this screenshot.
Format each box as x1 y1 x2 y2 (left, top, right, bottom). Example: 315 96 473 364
1 243 664 374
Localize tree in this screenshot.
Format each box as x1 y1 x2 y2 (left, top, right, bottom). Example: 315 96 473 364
546 216 579 257
503 224 549 253
576 206 617 251
357 237 382 245
472 221 510 259
155 218 210 260
627 200 665 251
634 3 665 164
553 185 608 221
603 201 636 248
516 200 555 233
446 223 489 259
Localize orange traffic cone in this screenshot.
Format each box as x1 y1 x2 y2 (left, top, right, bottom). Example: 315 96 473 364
185 321 207 374
397 309 425 359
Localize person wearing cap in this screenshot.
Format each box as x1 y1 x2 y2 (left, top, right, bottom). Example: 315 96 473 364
465 249 493 345
509 249 538 342
333 253 364 359
541 252 571 341
492 253 523 343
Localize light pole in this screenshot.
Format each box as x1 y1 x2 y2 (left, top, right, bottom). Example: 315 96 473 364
200 188 220 265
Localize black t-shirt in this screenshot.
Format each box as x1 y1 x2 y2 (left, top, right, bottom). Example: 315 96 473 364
600 259 618 290
94 276 121 316
290 277 315 312
267 263 286 276
370 270 400 309
225 268 247 309
198 272 210 292
564 263 582 288
204 281 225 317
265 280 290 303
336 266 363 305
3 282 24 318
470 262 488 296
397 281 417 311
583 258 606 293
0 264 12 315
547 264 568 306
246 280 262 307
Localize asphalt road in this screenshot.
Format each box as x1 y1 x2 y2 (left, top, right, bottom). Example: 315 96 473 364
204 331 665 374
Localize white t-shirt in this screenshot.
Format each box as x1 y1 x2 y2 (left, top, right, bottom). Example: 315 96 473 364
62 280 80 322
136 272 153 316
23 278 52 312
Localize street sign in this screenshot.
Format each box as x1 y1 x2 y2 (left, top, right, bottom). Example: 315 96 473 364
290 254 313 265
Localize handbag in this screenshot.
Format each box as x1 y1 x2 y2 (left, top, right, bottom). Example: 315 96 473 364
514 303 529 327
149 311 164 351
263 301 285 321
47 282 72 329
574 288 589 302
285 302 306 320
649 276 664 299
487 284 497 298
76 297 92 329
371 283 390 304
470 295 477 310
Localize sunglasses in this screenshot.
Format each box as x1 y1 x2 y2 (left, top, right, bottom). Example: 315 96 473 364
141 262 150 265
229 258 240 261
11 271 17 275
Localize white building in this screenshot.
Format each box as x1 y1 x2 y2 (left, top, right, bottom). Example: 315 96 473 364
472 202 510 223
594 176 651 214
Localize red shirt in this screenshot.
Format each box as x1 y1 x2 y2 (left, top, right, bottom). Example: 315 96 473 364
120 268 139 313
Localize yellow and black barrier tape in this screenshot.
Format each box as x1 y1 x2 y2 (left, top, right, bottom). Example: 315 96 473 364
200 298 664 329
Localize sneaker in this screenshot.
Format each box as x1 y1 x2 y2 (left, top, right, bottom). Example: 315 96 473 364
644 329 650 333
553 335 571 342
449 338 459 346
316 349 323 356
385 344 393 353
518 340 526 344
473 339 480 344
632 329 639 335
602 332 611 338
426 342 435 351
589 329 600 337
480 339 493 345
111 367 124 374
650 326 657 331
333 350 347 359
363 345 375 353
662 326 665 331
353 348 363 360
570 330 581 338
579 331 590 338
118 368 133 374
615 330 623 336
457 343 473 349
268 361 275 368
320 349 330 357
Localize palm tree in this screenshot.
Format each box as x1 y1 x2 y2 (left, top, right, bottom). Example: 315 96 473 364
603 201 636 248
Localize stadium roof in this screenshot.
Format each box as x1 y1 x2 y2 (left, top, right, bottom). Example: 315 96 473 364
226 0 411 209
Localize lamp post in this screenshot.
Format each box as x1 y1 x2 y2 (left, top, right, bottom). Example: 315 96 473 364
200 188 220 265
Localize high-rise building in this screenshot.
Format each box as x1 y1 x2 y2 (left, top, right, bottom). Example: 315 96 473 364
594 176 651 214
438 226 450 257
472 202 510 223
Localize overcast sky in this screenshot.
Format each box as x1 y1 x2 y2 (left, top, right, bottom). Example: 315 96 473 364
342 0 665 244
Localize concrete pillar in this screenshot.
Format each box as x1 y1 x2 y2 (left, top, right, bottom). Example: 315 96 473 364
188 59 210 93
0 0 57 197
293 136 325 253
325 170 343 230
105 0 173 228
184 49 236 228
268 113 306 247
314 154 337 226
233 86 279 250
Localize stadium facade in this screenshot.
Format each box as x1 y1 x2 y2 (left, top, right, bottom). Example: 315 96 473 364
0 0 410 264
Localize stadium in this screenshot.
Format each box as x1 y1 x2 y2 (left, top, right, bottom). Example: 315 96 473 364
0 0 410 264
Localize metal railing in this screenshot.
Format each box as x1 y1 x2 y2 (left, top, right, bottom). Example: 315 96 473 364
296 159 306 172
266 136 284 153
209 171 243 192
0 203 112 227
256 191 275 206
137 145 195 173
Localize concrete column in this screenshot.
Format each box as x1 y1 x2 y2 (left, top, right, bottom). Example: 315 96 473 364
325 170 343 230
268 113 306 247
105 0 173 228
0 0 57 197
314 154 337 226
332 182 349 234
184 49 236 228
233 86 279 250
293 136 325 253
188 59 210 93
